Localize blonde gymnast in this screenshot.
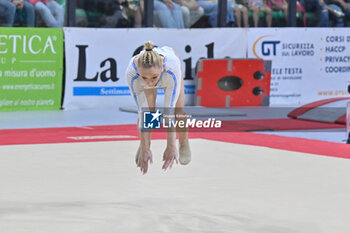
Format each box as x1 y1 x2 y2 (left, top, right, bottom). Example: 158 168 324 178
125 41 191 174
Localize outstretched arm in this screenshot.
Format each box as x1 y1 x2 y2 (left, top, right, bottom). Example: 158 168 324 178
162 50 182 170
137 88 158 174
137 117 153 174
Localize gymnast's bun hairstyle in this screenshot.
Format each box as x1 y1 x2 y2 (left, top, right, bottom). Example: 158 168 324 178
137 41 162 69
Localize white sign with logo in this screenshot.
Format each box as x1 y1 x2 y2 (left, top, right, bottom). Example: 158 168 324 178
63 28 247 110
247 28 350 106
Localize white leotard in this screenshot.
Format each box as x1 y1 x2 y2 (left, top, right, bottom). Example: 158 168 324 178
125 46 182 112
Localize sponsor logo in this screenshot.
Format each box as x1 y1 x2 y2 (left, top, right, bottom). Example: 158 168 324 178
72 85 195 96
0 35 57 54
143 110 162 129
253 35 280 58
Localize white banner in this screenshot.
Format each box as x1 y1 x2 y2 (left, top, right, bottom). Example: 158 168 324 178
63 28 247 110
247 28 350 106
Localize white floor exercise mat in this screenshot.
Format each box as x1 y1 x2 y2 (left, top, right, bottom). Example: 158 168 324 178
0 139 350 233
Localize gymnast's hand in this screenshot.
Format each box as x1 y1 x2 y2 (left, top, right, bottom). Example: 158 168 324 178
162 146 179 170
137 148 153 174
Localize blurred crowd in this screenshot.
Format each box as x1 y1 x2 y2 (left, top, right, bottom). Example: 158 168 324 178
0 0 64 27
0 0 350 27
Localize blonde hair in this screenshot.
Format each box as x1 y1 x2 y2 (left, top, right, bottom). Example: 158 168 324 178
137 41 163 69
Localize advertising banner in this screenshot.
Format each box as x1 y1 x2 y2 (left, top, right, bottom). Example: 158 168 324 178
247 28 350 106
347 102 350 142
63 28 247 110
0 28 63 111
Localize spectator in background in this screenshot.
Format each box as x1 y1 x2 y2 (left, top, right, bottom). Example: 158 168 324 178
98 0 119 27
267 0 288 20
75 0 88 27
324 0 349 26
29 0 64 27
230 0 248 27
116 0 142 27
124 0 143 27
0 0 16 26
75 8 88 26
342 0 350 16
99 0 142 27
154 0 185 28
248 0 272 27
14 0 35 27
0 0 34 27
55 0 89 27
300 0 329 26
173 0 205 27
197 0 235 27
